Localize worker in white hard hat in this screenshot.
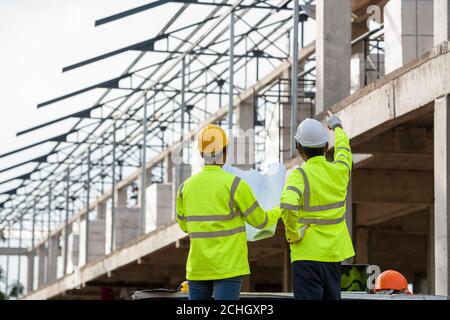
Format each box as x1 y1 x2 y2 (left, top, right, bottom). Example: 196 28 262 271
278 111 355 300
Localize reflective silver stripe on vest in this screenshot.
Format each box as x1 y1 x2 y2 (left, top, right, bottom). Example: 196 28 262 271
229 177 241 216
177 214 185 221
336 146 351 153
256 214 269 229
186 212 238 222
189 226 246 239
298 214 346 225
287 186 302 198
334 160 351 171
243 201 259 217
297 168 346 212
280 203 300 211
337 153 350 162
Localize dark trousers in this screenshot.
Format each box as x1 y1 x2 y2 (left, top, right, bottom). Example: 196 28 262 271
292 260 342 300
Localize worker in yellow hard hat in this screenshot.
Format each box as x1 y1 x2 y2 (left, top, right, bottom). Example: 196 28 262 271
175 124 281 300
279 111 355 300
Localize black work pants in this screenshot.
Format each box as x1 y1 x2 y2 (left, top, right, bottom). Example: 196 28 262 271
292 260 342 300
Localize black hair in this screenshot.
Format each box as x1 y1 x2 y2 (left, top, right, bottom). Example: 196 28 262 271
299 145 326 158
201 147 227 164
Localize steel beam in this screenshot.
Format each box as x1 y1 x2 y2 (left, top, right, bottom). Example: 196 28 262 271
28 205 36 293
5 223 11 295
63 169 70 275
0 247 28 256
17 219 22 288
290 0 299 158
37 74 131 108
140 96 148 235
110 122 117 253
229 11 235 133
46 186 52 284
94 0 290 27
85 146 91 262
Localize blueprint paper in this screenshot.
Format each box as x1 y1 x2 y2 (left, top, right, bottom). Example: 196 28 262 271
222 163 286 241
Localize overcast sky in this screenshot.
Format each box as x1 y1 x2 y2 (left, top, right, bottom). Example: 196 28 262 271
0 0 178 155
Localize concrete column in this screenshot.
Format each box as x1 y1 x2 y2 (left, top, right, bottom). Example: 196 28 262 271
171 164 191 220
435 0 450 45
281 70 291 162
96 202 106 220
37 245 46 287
434 95 450 296
145 183 174 233
355 227 369 264
234 97 255 169
165 154 174 183
138 168 153 207
316 0 351 113
80 218 106 264
237 96 255 131
173 164 191 194
61 225 73 276
281 69 313 161
428 206 435 294
48 235 59 282
137 167 153 235
68 232 79 272
384 0 434 74
105 207 140 254
27 250 35 292
116 187 128 207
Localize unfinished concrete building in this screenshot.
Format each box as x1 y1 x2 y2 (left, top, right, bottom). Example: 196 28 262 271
0 0 449 299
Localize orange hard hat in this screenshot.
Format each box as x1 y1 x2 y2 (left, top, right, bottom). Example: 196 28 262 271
374 270 411 294
197 124 228 155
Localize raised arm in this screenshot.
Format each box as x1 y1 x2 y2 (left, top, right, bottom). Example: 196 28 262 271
327 111 352 171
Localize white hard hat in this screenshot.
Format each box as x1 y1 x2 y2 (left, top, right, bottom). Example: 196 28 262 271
294 118 328 147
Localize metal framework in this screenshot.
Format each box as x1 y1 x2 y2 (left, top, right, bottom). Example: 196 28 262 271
0 0 384 295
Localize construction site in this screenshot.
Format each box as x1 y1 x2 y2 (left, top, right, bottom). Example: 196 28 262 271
0 0 449 300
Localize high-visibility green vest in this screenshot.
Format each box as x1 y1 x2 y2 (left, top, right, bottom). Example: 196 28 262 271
176 165 280 281
280 127 355 263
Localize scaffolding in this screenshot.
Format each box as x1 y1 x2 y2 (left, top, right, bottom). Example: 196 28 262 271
0 0 385 296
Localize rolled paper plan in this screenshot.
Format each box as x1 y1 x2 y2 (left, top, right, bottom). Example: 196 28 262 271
222 163 286 242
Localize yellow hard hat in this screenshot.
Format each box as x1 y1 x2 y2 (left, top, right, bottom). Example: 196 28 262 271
197 124 228 155
178 280 189 293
